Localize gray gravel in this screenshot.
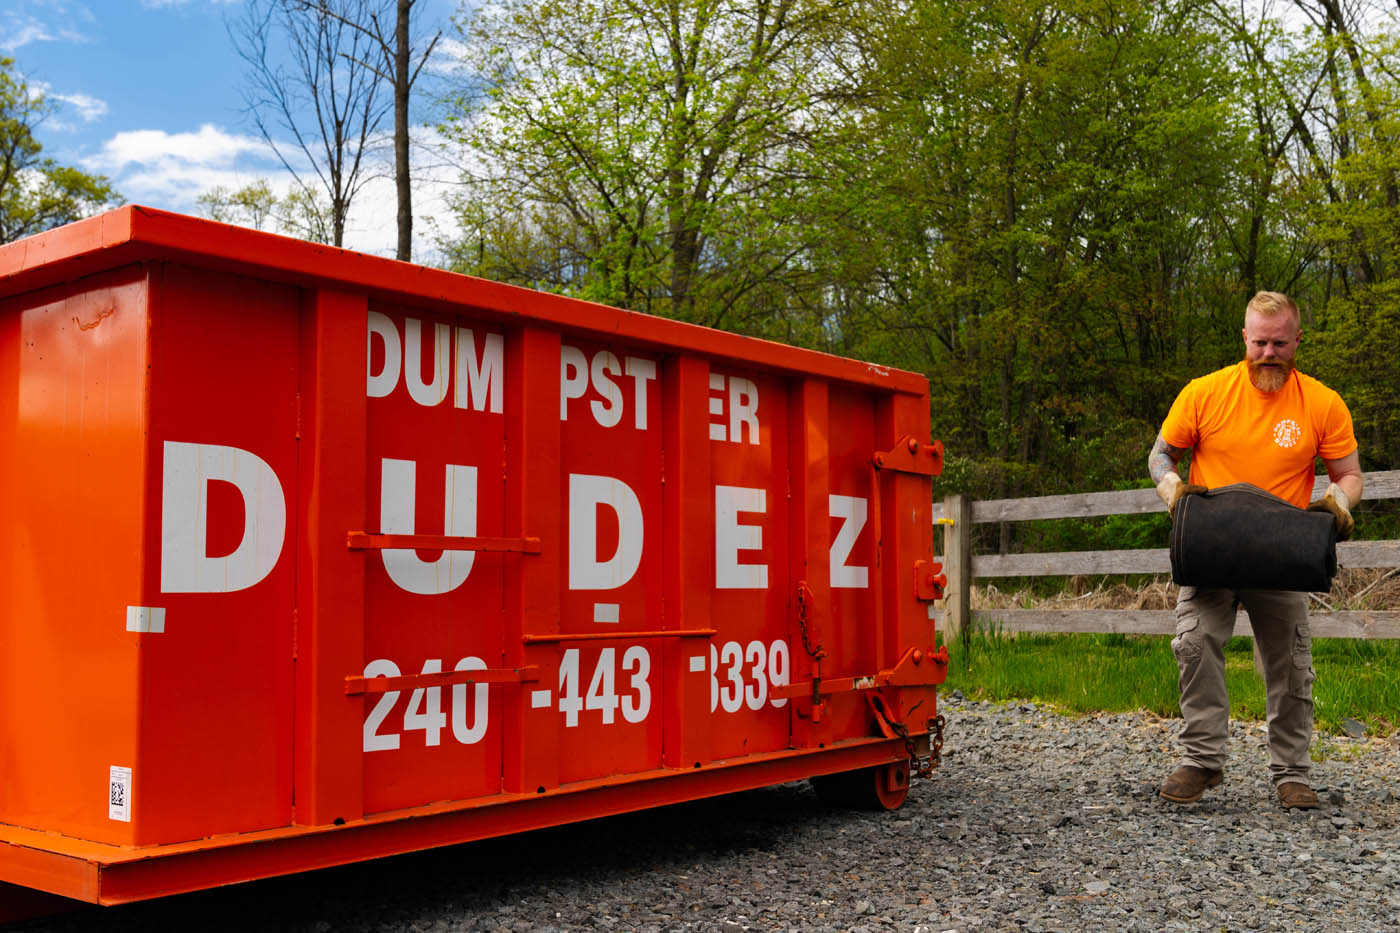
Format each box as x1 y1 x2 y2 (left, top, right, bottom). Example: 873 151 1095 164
18 694 1400 932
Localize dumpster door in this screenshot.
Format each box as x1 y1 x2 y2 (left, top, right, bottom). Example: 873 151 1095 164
358 304 508 814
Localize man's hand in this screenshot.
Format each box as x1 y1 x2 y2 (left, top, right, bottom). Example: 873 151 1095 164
1308 482 1354 541
1156 472 1207 516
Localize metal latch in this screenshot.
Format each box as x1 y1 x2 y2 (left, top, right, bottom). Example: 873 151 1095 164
347 533 541 553
346 665 540 696
914 559 946 600
871 436 944 476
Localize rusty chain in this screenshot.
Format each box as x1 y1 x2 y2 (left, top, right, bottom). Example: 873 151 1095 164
796 580 944 779
794 582 825 662
885 712 945 779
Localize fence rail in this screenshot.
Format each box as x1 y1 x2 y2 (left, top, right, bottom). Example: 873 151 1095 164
932 470 1400 641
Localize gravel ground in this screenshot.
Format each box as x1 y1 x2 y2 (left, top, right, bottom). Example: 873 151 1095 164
16 694 1400 932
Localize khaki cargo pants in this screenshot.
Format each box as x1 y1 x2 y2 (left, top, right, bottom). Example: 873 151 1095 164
1172 586 1315 785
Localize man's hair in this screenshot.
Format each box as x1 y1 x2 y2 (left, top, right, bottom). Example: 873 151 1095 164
1246 290 1299 324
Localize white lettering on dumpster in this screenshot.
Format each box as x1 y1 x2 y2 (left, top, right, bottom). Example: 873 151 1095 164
365 311 503 413
379 458 479 595
707 374 760 444
829 494 870 588
707 639 790 713
362 656 491 752
568 473 644 590
160 441 287 593
559 345 657 428
557 646 651 727
715 485 767 589
404 318 451 406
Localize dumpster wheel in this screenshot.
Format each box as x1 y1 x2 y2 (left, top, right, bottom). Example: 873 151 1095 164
810 760 910 811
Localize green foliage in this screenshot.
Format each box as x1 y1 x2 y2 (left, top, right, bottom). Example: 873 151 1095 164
431 0 1400 494
197 180 278 230
0 57 121 244
943 631 1399 736
441 0 846 338
816 0 1252 501
196 179 334 244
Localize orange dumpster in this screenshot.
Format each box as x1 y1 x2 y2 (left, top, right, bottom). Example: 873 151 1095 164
0 206 947 914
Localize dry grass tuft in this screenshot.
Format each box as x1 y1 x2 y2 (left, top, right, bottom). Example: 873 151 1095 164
973 568 1400 612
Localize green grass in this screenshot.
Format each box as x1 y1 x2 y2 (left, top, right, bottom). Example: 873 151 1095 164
941 630 1400 737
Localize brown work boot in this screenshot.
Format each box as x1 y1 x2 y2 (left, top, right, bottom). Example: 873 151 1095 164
1277 781 1320 810
1159 765 1223 803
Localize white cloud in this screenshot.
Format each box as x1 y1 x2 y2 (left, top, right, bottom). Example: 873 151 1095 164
83 122 460 261
82 124 287 220
30 82 108 128
138 0 240 7
85 124 277 174
1 20 53 51
423 36 472 76
0 2 94 52
52 91 107 122
337 125 461 260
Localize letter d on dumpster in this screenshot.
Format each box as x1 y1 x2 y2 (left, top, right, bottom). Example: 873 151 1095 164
161 441 287 593
569 473 644 590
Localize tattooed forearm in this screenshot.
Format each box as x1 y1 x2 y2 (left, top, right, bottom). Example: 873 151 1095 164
1148 434 1189 484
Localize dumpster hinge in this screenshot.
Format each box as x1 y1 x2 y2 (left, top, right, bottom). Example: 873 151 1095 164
871 436 944 476
867 691 945 779
914 559 946 601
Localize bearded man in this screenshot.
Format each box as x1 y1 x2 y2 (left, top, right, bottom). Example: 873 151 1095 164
1148 290 1363 809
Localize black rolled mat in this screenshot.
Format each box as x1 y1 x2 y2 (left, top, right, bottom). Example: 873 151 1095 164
1170 482 1337 592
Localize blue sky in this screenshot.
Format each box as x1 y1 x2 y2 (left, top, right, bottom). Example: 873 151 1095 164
5 0 463 257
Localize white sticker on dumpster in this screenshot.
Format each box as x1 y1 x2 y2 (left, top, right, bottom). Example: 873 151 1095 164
109 766 132 822
125 606 166 633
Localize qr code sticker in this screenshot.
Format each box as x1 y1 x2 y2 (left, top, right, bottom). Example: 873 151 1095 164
109 765 132 821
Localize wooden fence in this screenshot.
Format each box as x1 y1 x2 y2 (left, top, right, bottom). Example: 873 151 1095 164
932 470 1400 641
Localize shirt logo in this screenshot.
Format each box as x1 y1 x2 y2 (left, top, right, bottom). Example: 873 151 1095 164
1273 419 1301 448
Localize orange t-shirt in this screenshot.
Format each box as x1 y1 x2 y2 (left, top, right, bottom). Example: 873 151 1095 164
1159 361 1356 508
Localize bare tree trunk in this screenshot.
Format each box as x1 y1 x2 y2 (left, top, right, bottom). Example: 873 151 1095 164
298 0 440 260
394 0 412 261
232 0 388 247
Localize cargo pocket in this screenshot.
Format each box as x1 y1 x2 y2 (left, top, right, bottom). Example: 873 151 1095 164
1289 621 1316 700
1171 594 1202 667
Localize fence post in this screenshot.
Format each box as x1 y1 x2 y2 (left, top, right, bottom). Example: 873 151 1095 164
942 493 973 645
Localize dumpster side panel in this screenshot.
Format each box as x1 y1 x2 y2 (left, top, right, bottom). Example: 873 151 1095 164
550 336 667 782
133 264 298 843
359 302 508 815
821 387 880 737
705 367 793 760
0 267 148 845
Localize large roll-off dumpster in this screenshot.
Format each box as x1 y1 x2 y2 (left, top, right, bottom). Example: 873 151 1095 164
0 206 947 915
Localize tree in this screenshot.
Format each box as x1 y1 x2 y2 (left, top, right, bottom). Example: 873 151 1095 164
196 179 279 230
296 0 442 261
1273 3 1400 468
0 56 120 244
440 0 850 335
196 178 335 243
231 0 389 247
818 0 1248 504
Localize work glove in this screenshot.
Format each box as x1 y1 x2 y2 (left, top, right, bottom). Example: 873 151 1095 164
1308 482 1354 541
1156 472 1207 516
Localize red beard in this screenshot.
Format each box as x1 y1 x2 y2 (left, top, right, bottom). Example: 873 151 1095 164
1247 358 1293 392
